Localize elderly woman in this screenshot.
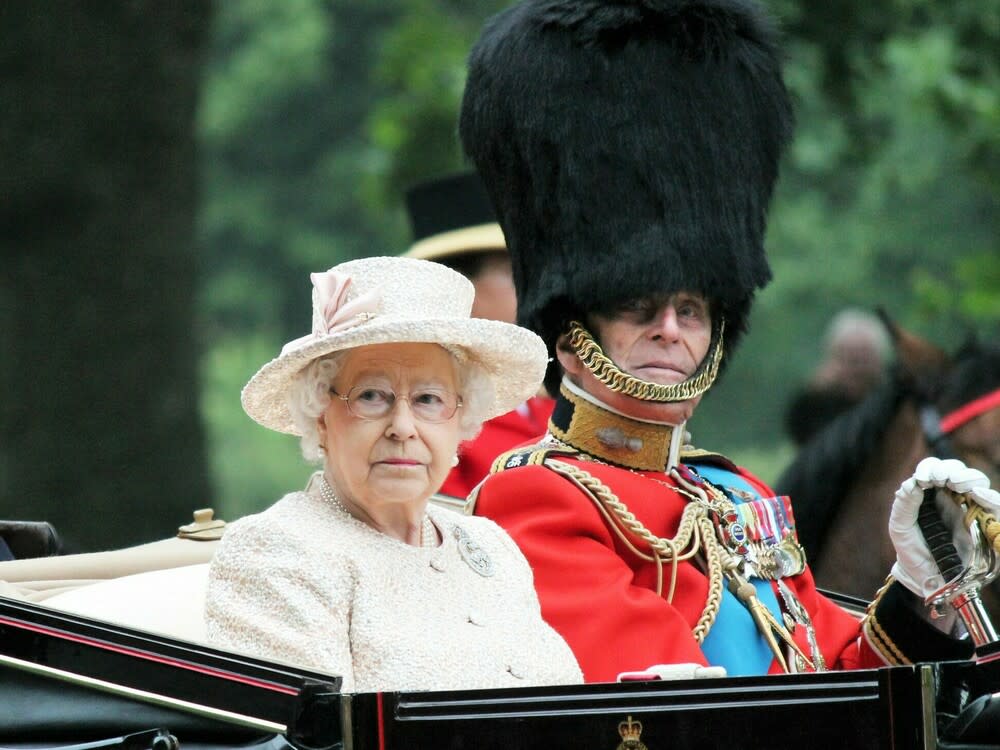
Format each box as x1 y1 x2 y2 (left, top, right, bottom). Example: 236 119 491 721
205 256 582 692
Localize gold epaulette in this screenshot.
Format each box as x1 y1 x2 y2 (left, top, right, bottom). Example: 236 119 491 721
465 444 582 516
488 443 580 475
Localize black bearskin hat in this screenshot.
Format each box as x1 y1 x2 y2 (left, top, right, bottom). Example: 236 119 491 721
460 0 793 393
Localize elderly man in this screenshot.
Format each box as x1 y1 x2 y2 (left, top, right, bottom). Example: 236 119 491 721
460 0 1000 682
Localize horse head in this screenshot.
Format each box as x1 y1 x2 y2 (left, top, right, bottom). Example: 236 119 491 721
776 313 1000 603
883 312 1000 488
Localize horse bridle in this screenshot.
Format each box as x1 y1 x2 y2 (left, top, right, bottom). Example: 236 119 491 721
920 405 958 460
920 386 1000 466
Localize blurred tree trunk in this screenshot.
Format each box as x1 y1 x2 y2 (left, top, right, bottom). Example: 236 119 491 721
0 2 214 551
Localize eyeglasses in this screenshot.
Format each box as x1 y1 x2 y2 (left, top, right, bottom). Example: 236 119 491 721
329 384 463 423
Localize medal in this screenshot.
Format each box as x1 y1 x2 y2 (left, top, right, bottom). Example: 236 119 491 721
684 464 806 580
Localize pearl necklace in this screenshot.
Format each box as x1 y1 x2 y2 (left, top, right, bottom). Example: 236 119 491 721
318 476 438 548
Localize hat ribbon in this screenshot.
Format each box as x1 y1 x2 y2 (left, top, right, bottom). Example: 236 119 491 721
280 270 381 354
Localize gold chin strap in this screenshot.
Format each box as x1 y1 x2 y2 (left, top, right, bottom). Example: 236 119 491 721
567 319 725 403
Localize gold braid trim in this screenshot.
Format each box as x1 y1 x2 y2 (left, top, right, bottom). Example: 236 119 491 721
861 576 910 666
545 458 725 643
567 320 725 403
693 515 727 643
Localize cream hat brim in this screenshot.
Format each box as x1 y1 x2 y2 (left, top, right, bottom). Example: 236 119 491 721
240 258 547 435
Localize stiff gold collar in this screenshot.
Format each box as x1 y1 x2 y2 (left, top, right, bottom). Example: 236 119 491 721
548 380 687 471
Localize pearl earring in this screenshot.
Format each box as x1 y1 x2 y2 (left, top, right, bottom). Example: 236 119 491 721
450 455 460 467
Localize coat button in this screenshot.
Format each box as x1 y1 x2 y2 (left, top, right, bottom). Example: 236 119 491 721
429 557 446 572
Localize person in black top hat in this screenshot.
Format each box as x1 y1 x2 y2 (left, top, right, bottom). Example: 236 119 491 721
405 172 515 324
459 0 999 682
404 172 554 498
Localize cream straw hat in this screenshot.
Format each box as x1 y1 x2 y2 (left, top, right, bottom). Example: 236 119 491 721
241 256 548 434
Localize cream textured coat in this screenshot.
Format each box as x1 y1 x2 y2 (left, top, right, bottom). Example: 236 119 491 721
205 474 582 693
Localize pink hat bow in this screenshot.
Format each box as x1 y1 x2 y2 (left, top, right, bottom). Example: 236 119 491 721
279 270 381 355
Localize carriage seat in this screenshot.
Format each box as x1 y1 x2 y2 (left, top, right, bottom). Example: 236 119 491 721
42 562 212 643
0 509 224 643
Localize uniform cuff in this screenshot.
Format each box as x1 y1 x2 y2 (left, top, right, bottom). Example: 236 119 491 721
863 579 973 665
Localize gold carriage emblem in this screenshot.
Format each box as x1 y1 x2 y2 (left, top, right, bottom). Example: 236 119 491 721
616 715 648 750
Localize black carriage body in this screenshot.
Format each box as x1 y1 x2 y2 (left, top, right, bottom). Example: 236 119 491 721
339 668 929 750
0 596 341 750
4 595 1000 750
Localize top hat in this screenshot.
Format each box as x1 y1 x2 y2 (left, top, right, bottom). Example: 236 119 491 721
403 172 506 261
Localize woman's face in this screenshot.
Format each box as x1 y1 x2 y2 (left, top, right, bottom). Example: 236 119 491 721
319 342 462 513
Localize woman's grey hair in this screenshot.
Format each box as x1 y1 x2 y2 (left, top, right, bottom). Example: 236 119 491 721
286 346 495 463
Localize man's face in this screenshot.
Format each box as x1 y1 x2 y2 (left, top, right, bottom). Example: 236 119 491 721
470 253 517 324
557 291 713 424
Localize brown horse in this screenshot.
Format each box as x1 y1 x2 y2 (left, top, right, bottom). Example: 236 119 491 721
775 321 1000 613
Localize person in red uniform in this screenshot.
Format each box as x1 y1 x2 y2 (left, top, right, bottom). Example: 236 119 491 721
459 0 1000 682
404 172 554 498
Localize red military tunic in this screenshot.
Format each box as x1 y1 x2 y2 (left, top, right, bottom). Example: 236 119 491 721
474 453 877 682
439 396 554 499
471 389 972 683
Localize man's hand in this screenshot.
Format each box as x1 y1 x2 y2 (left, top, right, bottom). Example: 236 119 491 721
889 457 1000 599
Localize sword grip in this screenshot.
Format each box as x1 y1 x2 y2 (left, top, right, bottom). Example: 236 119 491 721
917 487 964 583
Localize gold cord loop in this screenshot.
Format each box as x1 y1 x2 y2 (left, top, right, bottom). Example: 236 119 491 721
542 456 819 671
960 498 1000 557
546 459 724 642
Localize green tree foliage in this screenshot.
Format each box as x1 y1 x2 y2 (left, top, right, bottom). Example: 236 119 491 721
364 0 506 211
774 0 1000 326
199 0 396 343
695 0 999 464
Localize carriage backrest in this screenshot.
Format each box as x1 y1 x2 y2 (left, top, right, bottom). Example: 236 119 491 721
0 510 223 643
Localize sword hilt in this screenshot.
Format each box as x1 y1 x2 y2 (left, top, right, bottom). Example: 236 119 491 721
918 487 1000 649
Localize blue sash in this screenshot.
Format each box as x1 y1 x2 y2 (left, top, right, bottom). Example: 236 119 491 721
689 463 785 676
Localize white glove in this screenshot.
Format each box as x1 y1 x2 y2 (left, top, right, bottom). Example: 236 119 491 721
617 664 727 682
889 457 1000 599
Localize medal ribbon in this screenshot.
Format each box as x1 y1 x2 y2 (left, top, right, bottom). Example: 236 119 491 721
734 496 795 545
